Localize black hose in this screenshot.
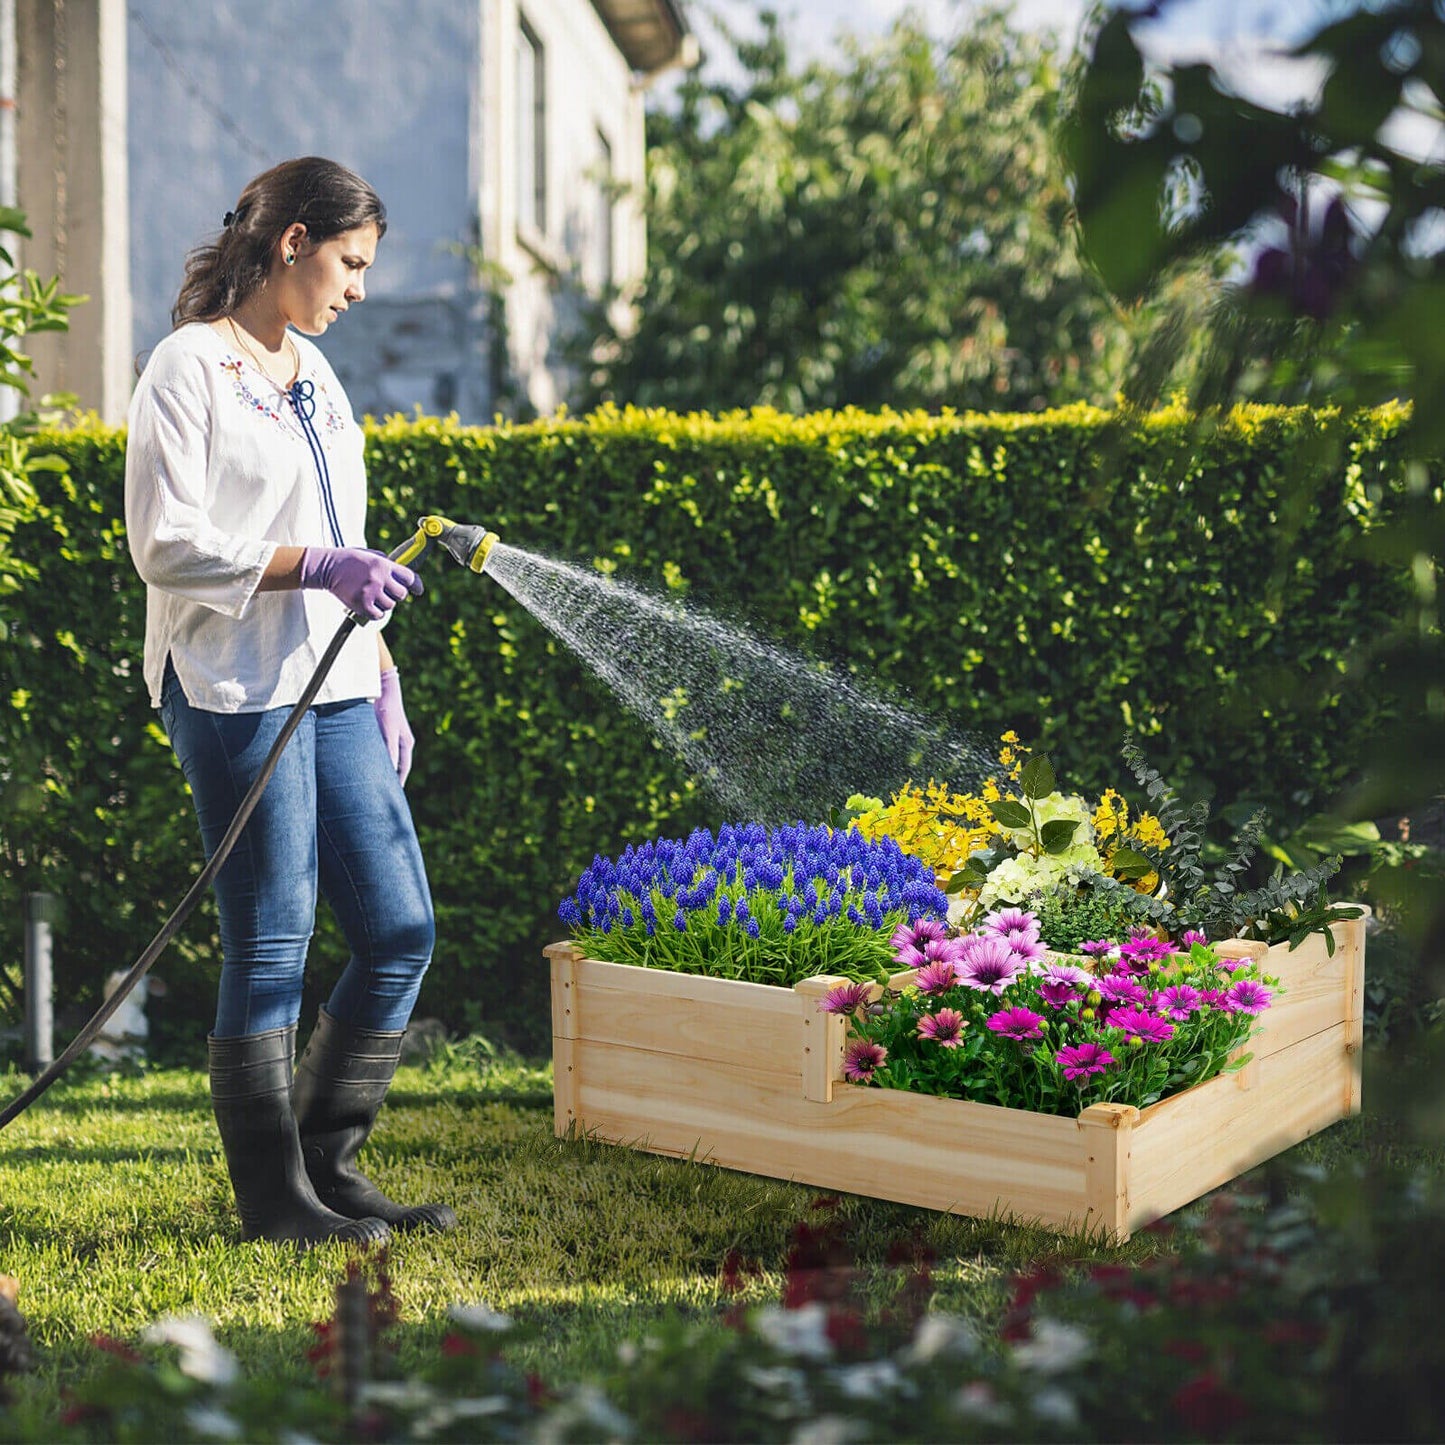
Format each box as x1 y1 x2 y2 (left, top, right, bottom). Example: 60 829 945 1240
0 616 359 1132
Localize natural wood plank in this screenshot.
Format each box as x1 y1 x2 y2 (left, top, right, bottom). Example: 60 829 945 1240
1125 1024 1352 1231
1078 1103 1139 1241
552 1035 577 1136
568 1036 1091 1229
562 956 802 1078
794 977 850 1102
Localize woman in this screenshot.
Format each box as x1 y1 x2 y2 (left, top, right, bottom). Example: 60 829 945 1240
125 157 455 1245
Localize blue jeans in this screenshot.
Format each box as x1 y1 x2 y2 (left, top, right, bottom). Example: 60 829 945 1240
160 661 435 1038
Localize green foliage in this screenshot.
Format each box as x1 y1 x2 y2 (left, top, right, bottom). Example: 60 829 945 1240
1063 0 1444 953
0 206 83 599
0 404 1418 1052
1030 886 1139 954
1102 738 1362 947
576 10 1130 413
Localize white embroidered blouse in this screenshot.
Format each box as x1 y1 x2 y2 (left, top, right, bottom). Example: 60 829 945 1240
125 321 385 713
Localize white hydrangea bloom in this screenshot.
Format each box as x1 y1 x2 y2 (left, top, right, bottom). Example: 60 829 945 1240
998 792 1095 852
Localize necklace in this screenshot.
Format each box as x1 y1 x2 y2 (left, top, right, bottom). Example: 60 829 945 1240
227 316 300 391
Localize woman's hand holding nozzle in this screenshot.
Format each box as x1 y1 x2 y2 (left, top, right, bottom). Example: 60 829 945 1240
299 546 423 620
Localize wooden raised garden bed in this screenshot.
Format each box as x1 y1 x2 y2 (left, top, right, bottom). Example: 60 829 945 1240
545 916 1365 1242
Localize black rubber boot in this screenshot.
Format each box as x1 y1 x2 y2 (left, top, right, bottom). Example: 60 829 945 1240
293 1009 458 1233
208 1026 390 1247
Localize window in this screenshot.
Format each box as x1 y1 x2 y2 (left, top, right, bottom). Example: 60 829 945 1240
515 16 546 237
593 129 614 288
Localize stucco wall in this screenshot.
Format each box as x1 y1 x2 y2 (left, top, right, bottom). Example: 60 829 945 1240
127 0 650 421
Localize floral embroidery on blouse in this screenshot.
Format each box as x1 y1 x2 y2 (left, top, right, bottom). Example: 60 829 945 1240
218 356 351 442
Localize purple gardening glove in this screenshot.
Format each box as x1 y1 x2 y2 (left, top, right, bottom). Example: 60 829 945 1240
299 546 423 621
374 667 415 784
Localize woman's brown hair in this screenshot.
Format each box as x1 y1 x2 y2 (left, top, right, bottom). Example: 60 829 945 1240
171 156 387 328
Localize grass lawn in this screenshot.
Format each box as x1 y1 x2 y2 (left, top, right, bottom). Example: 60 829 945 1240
0 1044 1426 1431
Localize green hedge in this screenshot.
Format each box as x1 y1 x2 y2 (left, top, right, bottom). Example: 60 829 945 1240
0 404 1416 1056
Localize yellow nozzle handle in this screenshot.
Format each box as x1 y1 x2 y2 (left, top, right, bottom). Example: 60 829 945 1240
387 515 499 572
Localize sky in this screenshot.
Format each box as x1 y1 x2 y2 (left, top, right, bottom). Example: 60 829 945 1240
677 0 1348 110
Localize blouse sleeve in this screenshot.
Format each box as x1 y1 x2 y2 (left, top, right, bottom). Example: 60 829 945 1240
124 378 275 617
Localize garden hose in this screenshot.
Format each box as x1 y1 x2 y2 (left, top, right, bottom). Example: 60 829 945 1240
0 516 498 1132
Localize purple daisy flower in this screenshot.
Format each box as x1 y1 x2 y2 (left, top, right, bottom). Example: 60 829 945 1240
842 1039 888 1083
1007 935 1050 966
1080 939 1115 959
1057 1042 1116 1081
917 1007 967 1048
913 959 960 995
1097 975 1149 1007
955 935 1025 994
892 942 927 970
1154 984 1202 1020
818 982 872 1015
982 907 1042 941
1118 933 1175 973
890 918 949 952
1039 961 1092 987
1038 978 1079 1008
1197 987 1227 1008
1223 979 1273 1016
1215 955 1251 976
922 936 968 966
986 1006 1046 1041
1180 929 1209 948
1107 1007 1176 1043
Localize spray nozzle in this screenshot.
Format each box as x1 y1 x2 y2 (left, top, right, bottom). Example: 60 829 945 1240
389 515 500 573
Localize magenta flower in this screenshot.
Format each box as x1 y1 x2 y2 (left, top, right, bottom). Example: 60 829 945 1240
1180 929 1209 948
1108 1007 1176 1044
1215 955 1251 976
922 935 968 966
913 959 960 995
955 935 1025 994
842 1039 888 1082
1223 979 1273 1016
892 942 927 970
1118 933 1175 973
1097 975 1149 1007
917 1008 967 1048
986 1006 1046 1041
818 982 872 1015
1039 978 1079 1008
982 906 1039 937
1154 984 1202 1020
1057 1042 1116 1081
1080 939 1115 958
1197 987 1227 1008
1007 935 1050 966
891 918 948 953
1039 961 1091 987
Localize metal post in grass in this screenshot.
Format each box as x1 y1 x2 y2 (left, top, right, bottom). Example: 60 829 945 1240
22 893 54 1074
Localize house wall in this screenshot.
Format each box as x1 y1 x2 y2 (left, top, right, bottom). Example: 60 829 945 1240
127 0 651 422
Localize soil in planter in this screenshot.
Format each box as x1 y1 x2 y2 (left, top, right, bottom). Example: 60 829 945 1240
483 541 998 821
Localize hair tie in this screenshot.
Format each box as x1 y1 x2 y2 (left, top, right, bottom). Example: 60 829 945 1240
223 210 236 228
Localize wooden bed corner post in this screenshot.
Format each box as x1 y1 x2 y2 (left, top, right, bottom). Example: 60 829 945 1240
794 977 851 1103
544 942 582 1137
1341 909 1369 1115
1078 1101 1141 1244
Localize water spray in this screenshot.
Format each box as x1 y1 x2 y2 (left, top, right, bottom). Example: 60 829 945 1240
0 516 498 1132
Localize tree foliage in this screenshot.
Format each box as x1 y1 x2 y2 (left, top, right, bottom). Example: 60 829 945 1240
1063 0 1443 949
577 7 1131 413
0 208 82 601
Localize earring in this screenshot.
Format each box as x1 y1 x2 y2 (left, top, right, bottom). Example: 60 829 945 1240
284 253 295 265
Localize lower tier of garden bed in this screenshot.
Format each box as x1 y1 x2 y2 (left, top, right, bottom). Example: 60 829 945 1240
545 916 1365 1242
